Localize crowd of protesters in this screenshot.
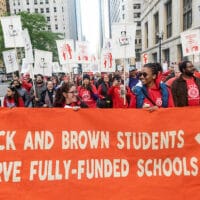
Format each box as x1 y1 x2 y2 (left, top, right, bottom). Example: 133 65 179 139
2 60 200 111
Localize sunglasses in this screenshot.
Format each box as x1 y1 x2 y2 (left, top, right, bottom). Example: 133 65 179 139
138 72 148 78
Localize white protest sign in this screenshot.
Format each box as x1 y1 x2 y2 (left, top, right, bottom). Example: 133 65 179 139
34 49 53 77
56 40 75 64
0 16 24 48
181 29 200 56
21 58 31 74
112 23 136 59
52 62 63 73
162 62 168 73
100 49 115 72
3 49 19 73
76 41 90 64
22 29 34 63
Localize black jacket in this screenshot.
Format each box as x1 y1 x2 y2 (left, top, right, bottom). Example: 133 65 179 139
171 75 200 107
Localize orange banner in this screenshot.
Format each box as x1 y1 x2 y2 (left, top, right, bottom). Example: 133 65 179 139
0 107 200 200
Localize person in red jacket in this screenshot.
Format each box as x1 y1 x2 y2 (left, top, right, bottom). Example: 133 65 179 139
78 74 98 108
21 73 33 93
3 86 24 108
108 75 134 108
133 63 174 112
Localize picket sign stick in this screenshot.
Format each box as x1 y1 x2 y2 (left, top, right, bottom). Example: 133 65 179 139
192 54 194 64
29 63 37 99
123 23 127 106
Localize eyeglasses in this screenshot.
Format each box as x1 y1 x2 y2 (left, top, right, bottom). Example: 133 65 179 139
67 90 78 94
138 72 148 78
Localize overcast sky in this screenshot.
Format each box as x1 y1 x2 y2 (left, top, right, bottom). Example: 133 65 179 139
80 0 100 54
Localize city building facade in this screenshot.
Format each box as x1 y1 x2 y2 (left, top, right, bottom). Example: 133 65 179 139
8 0 78 40
109 0 142 62
0 0 7 16
141 0 200 65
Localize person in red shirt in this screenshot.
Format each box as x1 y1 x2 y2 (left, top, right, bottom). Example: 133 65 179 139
3 86 24 108
133 63 174 111
171 61 200 107
78 74 98 108
21 73 33 93
108 75 134 108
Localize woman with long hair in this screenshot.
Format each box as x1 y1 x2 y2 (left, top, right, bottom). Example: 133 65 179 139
3 86 24 108
54 82 88 108
97 73 112 108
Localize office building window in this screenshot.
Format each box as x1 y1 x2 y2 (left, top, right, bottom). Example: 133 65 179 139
135 39 137 44
154 12 159 44
45 0 49 4
47 16 50 21
152 53 158 63
177 45 183 61
55 24 58 30
183 0 192 30
35 8 38 13
145 22 148 48
136 30 141 36
46 8 49 13
54 7 57 12
166 0 172 38
164 49 170 63
134 13 140 18
133 4 141 9
26 0 29 5
40 0 43 4
48 25 51 30
137 21 141 26
40 8 44 13
34 0 37 5
135 49 141 61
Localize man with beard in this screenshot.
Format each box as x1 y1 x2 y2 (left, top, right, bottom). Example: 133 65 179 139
171 61 200 107
30 74 46 107
11 80 32 107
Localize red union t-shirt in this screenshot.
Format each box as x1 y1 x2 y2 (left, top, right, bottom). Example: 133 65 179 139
185 77 200 106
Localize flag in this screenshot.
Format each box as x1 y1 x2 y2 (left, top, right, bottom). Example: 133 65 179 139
0 16 24 48
22 29 34 63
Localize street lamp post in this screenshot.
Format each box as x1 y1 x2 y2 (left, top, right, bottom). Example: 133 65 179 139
157 32 163 64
